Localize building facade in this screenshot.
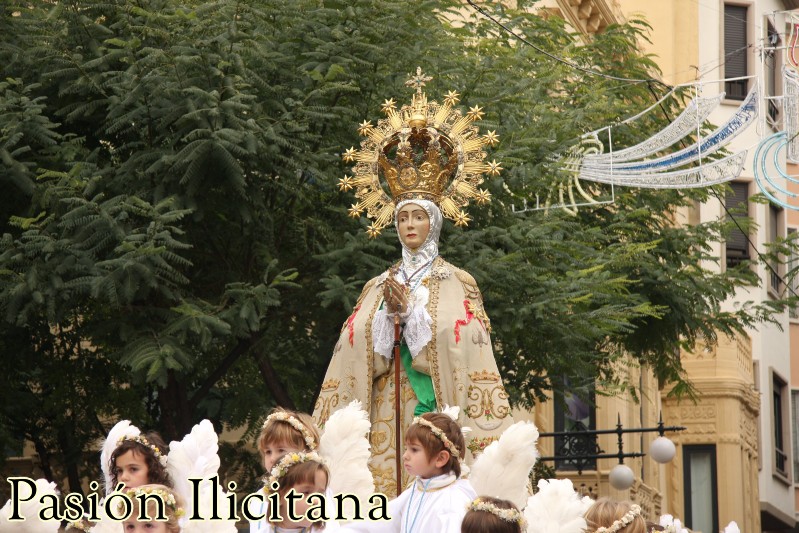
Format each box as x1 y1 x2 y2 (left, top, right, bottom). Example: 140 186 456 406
537 0 798 531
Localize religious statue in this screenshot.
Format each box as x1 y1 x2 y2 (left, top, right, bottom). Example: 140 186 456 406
313 69 514 497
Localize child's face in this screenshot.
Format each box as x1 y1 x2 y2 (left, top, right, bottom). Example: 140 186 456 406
402 438 442 479
262 441 301 471
122 520 168 532
115 450 149 489
278 469 328 528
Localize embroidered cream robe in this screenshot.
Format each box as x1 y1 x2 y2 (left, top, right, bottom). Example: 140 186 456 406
313 257 514 497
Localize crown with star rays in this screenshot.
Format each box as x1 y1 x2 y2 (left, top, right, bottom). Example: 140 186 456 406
339 67 501 238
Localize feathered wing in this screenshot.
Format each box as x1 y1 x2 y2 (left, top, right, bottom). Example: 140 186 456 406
723 521 740 533
659 514 689 533
100 420 141 494
469 421 539 510
440 404 460 421
523 478 593 533
318 400 375 501
0 479 61 533
167 419 237 533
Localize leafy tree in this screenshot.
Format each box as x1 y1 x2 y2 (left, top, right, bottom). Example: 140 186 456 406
0 0 792 494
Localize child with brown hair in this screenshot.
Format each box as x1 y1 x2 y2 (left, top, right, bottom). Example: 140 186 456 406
102 421 173 495
121 484 184 533
258 408 321 473
340 411 475 533
584 498 646 533
251 408 322 532
461 496 526 533
263 451 337 532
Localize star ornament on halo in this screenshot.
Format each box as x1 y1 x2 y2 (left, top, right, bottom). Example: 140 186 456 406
483 130 499 147
366 224 381 238
342 147 357 162
487 160 503 176
466 105 485 121
381 98 397 113
338 176 354 191
443 90 461 106
348 204 362 218
475 189 492 205
454 210 471 227
358 120 373 136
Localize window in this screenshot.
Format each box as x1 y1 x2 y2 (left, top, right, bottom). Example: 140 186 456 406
773 372 789 478
683 445 719 533
553 380 596 472
724 4 749 100
725 182 750 266
792 390 799 481
769 204 782 292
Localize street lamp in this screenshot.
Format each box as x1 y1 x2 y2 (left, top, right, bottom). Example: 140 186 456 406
538 411 684 490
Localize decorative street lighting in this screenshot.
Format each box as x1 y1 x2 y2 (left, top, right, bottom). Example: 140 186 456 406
537 412 685 490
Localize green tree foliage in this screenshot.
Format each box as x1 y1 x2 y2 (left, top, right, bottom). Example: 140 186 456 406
0 0 792 492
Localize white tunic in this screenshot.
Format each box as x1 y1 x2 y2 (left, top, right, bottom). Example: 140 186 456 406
339 473 475 533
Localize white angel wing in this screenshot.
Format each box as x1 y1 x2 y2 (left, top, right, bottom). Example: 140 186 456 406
524 478 593 533
723 521 740 533
100 420 141 494
167 419 237 533
318 400 375 502
469 421 539 510
0 478 60 533
440 404 460 421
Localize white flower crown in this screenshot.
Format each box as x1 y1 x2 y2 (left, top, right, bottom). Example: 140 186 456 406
117 434 168 467
412 416 461 459
468 498 527 530
268 451 326 485
262 411 318 450
595 504 642 533
118 486 185 518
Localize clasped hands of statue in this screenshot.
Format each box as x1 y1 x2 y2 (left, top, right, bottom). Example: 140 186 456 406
383 275 410 316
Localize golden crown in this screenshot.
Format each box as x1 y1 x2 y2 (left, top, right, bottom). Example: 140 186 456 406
339 68 501 238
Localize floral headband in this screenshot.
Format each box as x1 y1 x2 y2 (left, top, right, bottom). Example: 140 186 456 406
263 411 318 450
118 435 168 467
596 504 642 533
119 486 185 518
269 451 326 485
412 416 461 459
66 519 92 531
468 498 527 530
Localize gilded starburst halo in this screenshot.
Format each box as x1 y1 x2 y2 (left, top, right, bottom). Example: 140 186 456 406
444 90 461 106
381 98 397 113
466 105 485 120
338 68 502 237
338 175 354 191
357 120 373 136
454 210 471 227
343 147 357 162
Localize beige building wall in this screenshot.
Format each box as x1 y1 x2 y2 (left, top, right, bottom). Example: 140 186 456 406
538 0 798 530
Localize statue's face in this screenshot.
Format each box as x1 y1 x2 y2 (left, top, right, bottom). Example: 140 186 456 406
396 203 430 250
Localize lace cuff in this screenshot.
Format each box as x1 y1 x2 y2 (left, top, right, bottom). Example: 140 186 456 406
371 309 394 360
403 304 433 358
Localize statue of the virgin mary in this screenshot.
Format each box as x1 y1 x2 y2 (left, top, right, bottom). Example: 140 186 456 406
313 69 514 496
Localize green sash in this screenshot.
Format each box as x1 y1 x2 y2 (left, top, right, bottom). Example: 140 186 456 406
400 342 437 416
